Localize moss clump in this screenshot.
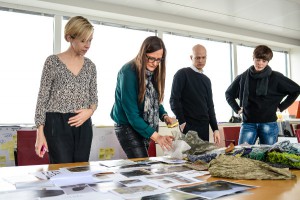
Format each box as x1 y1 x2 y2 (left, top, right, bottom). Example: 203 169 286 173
266 152 300 169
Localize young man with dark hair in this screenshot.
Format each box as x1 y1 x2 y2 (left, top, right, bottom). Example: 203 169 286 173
225 45 300 145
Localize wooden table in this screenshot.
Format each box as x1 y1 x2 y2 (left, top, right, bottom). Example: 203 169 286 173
0 160 299 200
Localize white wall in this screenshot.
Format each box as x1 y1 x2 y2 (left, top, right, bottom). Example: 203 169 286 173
290 47 300 86
89 127 127 161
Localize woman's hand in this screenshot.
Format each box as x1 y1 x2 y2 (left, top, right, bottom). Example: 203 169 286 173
35 126 48 158
68 108 94 127
150 132 174 151
164 116 178 127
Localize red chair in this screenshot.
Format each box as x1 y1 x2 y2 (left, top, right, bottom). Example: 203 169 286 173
295 129 300 143
223 126 241 147
148 139 156 157
16 130 49 166
290 124 300 136
290 124 295 136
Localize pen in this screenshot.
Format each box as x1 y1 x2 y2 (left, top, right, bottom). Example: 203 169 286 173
40 145 47 157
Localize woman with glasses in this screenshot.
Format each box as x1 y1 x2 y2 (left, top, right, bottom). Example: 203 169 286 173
111 36 175 158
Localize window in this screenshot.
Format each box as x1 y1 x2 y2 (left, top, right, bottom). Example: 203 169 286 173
0 9 53 124
236 45 287 75
163 33 232 123
0 9 290 126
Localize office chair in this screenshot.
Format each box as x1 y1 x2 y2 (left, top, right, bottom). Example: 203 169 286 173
295 129 300 143
290 124 295 136
290 124 300 136
16 130 49 166
223 126 241 147
148 139 156 157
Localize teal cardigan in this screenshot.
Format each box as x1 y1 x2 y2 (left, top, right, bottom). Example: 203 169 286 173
110 62 167 138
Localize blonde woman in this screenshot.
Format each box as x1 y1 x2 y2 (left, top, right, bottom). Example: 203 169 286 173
35 16 98 163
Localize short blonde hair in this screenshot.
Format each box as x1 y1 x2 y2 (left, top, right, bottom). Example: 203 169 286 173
64 16 94 41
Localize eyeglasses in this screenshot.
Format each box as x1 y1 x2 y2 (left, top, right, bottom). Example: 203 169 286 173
146 55 164 63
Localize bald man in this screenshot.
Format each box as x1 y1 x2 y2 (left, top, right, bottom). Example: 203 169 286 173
170 44 220 144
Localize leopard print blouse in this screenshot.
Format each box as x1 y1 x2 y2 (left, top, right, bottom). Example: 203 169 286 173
34 55 98 127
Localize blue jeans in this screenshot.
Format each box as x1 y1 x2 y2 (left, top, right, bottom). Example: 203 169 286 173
238 122 279 145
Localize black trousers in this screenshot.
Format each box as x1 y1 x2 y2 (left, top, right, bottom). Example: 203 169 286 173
114 124 149 159
182 119 210 141
44 112 93 164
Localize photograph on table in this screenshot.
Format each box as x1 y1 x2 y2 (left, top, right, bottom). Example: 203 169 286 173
176 180 257 199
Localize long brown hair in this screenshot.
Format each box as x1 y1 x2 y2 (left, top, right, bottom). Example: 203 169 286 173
134 36 166 104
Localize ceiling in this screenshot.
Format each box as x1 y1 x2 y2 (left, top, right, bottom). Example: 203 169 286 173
91 0 300 40
1 0 300 47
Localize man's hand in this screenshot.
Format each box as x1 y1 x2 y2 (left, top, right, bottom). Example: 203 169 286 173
179 122 186 132
213 130 221 145
238 107 243 115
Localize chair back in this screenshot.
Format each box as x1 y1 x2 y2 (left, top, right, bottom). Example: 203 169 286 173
148 139 156 157
295 129 300 143
17 130 49 166
290 124 295 136
223 126 241 147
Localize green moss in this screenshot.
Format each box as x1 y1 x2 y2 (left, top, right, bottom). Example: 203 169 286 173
266 152 300 168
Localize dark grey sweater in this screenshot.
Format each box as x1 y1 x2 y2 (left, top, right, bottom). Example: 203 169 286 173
170 67 218 132
225 69 300 123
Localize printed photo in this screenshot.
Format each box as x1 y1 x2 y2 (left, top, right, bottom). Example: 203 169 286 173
64 166 91 172
120 169 153 177
61 183 95 195
176 180 256 199
88 182 125 193
141 189 201 200
148 165 193 174
118 178 143 186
